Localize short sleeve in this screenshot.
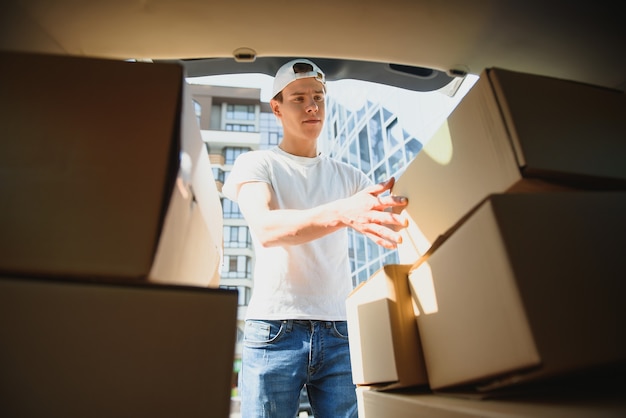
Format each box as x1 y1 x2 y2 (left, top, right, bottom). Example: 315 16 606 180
222 150 271 202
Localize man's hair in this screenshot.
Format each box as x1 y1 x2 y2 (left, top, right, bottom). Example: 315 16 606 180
273 91 284 102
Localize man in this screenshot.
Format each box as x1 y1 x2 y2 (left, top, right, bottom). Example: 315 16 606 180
222 59 408 418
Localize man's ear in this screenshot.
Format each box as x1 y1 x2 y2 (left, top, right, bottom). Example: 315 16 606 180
270 99 281 116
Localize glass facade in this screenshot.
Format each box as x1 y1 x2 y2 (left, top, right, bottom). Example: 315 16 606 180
318 76 479 286
322 96 425 287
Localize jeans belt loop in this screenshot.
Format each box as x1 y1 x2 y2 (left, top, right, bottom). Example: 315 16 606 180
283 319 293 332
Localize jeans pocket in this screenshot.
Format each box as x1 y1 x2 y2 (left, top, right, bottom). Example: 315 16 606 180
244 319 286 347
332 321 349 339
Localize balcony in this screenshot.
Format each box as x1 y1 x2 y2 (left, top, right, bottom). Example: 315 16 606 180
202 129 261 152
209 154 225 165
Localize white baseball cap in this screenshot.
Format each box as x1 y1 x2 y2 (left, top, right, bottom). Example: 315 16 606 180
272 59 326 98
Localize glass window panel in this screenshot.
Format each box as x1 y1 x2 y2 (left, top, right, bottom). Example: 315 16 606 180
356 105 366 121
229 257 237 272
384 251 399 265
357 269 369 285
358 127 371 173
366 237 380 262
386 118 403 149
388 148 405 175
193 100 202 127
347 113 355 132
222 199 243 219
227 104 255 121
355 235 367 265
404 138 423 161
224 147 250 164
349 139 359 169
226 123 255 132
369 116 384 165
382 107 394 123
374 164 388 184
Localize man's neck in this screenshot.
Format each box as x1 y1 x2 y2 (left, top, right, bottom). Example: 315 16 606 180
278 139 318 158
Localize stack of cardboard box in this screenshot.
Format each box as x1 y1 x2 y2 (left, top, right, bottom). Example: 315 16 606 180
0 51 223 287
0 52 237 416
347 68 626 416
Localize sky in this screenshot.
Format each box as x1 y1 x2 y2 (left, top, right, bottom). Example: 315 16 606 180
187 72 479 145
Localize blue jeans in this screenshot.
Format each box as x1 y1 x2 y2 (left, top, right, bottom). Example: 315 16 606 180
239 319 357 418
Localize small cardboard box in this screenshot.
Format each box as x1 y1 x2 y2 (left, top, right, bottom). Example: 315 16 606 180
346 264 428 390
0 51 222 286
409 192 626 391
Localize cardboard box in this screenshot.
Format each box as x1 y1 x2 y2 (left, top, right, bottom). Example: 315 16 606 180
409 192 626 391
357 386 626 418
393 71 522 262
0 51 222 286
149 79 224 287
393 68 626 262
346 264 429 389
490 68 626 187
0 276 238 418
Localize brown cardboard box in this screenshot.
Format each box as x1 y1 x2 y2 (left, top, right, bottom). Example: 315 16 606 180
355 68 626 407
393 73 521 262
148 80 223 287
0 51 222 286
346 264 428 389
0 276 238 418
393 68 626 263
357 386 626 418
489 68 626 187
409 192 626 391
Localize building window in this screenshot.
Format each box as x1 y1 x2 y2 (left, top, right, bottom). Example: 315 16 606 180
226 123 256 132
405 137 423 161
226 104 255 121
224 147 250 165
259 112 283 148
385 117 403 149
358 127 371 173
193 100 202 127
223 255 252 278
369 115 384 166
224 225 251 248
212 167 225 183
222 198 243 219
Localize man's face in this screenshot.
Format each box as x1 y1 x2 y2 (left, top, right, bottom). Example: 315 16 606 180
271 77 325 141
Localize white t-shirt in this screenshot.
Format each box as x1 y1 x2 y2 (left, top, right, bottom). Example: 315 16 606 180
222 147 372 320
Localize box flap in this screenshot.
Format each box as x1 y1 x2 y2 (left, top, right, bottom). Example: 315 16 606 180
488 68 626 187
